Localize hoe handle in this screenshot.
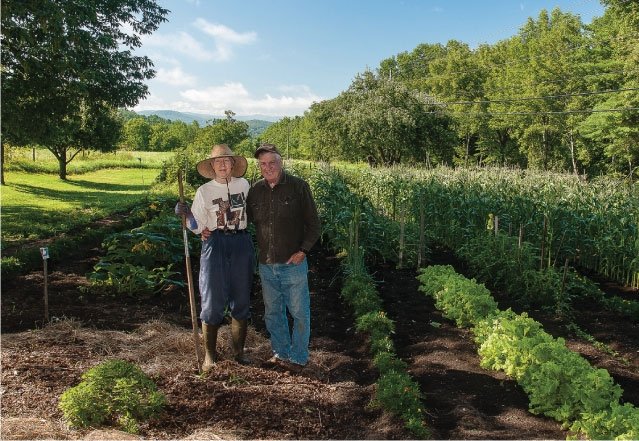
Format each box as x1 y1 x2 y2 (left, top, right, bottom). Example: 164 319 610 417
178 170 203 373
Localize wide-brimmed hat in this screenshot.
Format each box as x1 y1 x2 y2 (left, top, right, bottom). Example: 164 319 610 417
196 144 248 179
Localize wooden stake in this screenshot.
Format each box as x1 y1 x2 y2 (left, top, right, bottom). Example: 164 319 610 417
39 247 50 322
518 225 523 248
418 202 425 268
398 209 405 269
540 215 547 271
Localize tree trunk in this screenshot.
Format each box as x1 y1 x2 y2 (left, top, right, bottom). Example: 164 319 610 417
49 145 72 180
542 128 549 170
465 132 471 167
569 130 578 175
58 155 68 180
1 142 5 185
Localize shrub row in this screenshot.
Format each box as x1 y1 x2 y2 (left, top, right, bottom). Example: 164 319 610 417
341 253 429 438
417 265 639 440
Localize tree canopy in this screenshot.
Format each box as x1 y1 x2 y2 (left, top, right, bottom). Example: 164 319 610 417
294 5 636 178
1 0 169 180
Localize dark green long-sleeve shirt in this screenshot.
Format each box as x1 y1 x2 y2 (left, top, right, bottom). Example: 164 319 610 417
247 171 321 264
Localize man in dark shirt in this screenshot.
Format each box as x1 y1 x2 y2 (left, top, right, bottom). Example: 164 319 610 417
247 143 321 370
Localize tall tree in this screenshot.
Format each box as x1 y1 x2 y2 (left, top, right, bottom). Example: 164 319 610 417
475 42 524 167
190 111 250 153
122 117 152 151
344 71 455 165
1 0 169 181
580 0 639 178
303 97 351 162
426 40 488 166
509 9 589 170
259 116 304 159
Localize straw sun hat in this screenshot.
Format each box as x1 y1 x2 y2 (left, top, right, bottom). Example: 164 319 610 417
196 144 248 179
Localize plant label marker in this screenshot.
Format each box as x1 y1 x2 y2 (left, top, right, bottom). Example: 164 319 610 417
40 247 49 322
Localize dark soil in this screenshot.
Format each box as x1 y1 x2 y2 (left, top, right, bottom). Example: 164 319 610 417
1 236 638 440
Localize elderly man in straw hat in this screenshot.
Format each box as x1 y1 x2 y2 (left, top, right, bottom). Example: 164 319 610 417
175 144 254 371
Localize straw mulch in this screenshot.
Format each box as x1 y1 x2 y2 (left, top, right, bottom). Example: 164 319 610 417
1 318 399 440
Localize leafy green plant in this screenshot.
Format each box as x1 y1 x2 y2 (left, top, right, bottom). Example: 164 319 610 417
374 370 430 438
570 403 639 440
88 213 193 296
341 277 382 317
356 311 395 342
373 351 408 374
417 265 499 327
59 359 165 434
89 262 183 296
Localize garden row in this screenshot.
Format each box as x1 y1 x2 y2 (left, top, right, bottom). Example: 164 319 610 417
305 164 639 321
337 165 639 289
417 264 638 439
297 164 638 440
1 198 173 280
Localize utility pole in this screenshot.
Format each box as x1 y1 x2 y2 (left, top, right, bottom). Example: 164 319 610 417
286 118 290 160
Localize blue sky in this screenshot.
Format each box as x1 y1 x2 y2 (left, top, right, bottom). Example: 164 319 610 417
133 0 605 118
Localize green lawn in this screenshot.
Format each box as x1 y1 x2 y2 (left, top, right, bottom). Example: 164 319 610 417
1 168 163 248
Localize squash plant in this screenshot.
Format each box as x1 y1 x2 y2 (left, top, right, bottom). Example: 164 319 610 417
88 213 195 296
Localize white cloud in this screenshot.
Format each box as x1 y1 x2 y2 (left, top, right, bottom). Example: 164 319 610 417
133 93 198 112
154 66 197 87
143 31 214 61
178 82 322 116
193 19 257 61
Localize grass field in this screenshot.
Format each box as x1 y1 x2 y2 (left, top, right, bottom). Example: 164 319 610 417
1 168 164 248
4 149 173 175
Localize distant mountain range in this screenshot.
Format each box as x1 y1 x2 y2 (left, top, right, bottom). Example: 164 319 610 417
136 109 277 137
136 109 281 124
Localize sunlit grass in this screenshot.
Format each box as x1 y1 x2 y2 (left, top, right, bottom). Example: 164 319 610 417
4 148 174 174
1 168 164 248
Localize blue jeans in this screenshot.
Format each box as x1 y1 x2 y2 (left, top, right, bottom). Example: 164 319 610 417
259 259 310 365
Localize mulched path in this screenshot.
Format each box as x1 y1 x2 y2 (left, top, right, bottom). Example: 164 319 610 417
1 237 637 439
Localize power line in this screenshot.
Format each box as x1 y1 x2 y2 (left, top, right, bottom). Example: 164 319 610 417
383 33 638 80
427 107 639 116
435 87 639 106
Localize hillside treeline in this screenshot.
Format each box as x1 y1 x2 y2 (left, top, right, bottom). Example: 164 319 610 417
261 2 638 179
3 1 637 181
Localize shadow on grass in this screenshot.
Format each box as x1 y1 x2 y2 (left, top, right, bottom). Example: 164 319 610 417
2 181 150 246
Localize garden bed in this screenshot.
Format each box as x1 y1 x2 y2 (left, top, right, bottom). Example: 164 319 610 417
1 240 637 439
